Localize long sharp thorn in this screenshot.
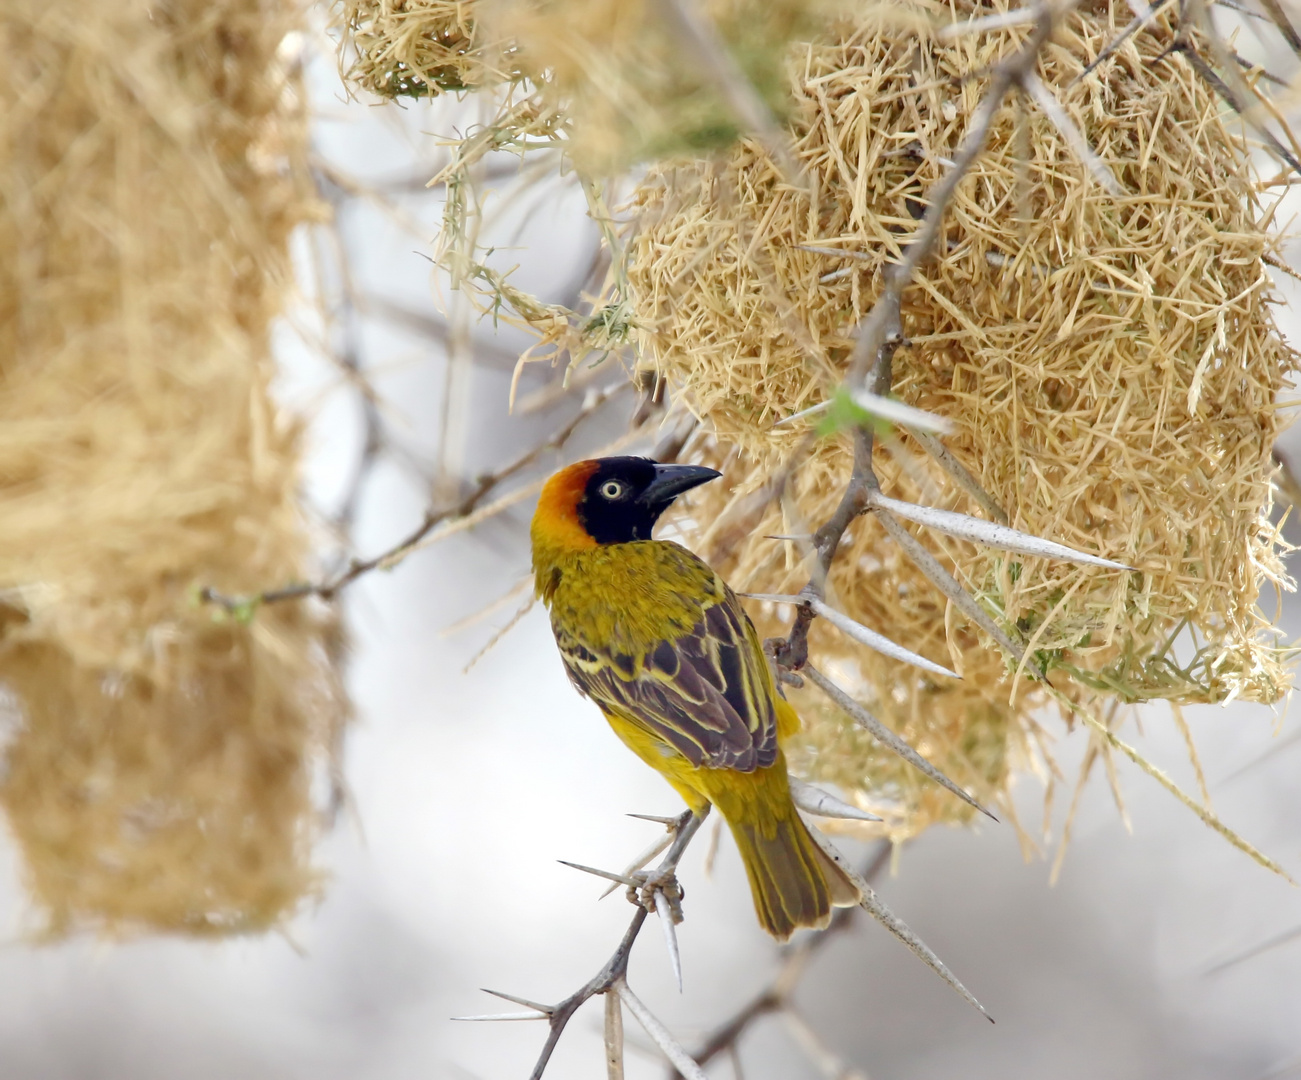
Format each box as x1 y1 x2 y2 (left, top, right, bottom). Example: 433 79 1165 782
481 988 555 1014
869 492 1133 570
809 597 960 679
600 832 674 899
851 390 954 435
653 890 684 992
559 860 643 889
740 594 960 678
912 430 1008 524
627 813 683 827
808 830 993 1022
789 777 883 822
451 1012 550 1021
615 980 708 1080
804 664 999 822
772 400 831 428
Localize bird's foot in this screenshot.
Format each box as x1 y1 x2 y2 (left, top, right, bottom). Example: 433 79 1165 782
626 868 685 924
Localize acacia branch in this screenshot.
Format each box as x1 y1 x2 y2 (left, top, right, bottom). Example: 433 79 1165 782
480 809 708 1080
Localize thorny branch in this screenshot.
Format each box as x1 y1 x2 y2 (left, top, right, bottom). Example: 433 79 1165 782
459 809 709 1080
470 805 984 1080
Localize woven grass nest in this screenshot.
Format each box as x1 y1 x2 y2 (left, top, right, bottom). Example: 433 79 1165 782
0 0 346 935
345 0 1297 851
625 4 1296 839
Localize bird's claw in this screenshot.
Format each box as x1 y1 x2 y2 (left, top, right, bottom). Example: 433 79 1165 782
626 868 685 924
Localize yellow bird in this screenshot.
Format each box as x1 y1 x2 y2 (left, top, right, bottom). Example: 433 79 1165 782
530 456 860 940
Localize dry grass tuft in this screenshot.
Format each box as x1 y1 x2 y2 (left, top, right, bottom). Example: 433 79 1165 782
338 0 523 98
0 0 347 934
631 3 1297 838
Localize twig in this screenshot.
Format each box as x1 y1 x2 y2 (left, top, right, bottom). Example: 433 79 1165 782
1255 0 1301 61
767 6 1062 678
200 382 629 612
803 665 998 820
1203 922 1301 976
844 10 1057 389
1164 22 1301 178
1071 0 1171 85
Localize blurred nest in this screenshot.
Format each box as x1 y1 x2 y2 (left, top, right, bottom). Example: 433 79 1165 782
340 0 852 165
628 3 1297 838
491 0 849 172
338 0 524 98
0 0 346 934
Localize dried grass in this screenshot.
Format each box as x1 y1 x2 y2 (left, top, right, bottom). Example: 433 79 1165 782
0 0 347 934
630 2 1297 838
338 0 523 98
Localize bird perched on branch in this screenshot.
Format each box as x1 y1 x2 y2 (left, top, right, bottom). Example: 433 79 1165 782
531 456 860 940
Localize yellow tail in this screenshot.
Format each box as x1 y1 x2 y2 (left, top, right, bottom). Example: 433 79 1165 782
708 759 861 941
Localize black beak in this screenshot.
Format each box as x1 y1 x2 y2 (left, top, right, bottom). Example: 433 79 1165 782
638 463 721 506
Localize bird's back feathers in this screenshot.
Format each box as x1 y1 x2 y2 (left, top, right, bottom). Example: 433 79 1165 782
544 540 778 772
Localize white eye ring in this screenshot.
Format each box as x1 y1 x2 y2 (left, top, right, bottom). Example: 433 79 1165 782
600 480 626 500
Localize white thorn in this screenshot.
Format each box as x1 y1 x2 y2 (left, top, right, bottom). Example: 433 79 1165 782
771 400 831 428
451 1012 550 1022
559 859 642 889
868 492 1134 570
653 890 683 993
810 597 961 679
789 777 883 822
481 987 554 1013
615 980 707 1079
938 6 1040 37
851 390 954 435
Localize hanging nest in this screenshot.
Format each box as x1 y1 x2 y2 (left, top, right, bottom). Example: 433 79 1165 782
627 3 1297 839
0 0 347 935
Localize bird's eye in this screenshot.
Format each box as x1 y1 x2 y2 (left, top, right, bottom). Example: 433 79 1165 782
600 480 627 500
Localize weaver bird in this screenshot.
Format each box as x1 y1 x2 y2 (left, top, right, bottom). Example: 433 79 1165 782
531 456 860 940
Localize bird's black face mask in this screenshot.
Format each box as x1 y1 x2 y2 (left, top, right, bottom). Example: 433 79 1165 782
577 457 721 544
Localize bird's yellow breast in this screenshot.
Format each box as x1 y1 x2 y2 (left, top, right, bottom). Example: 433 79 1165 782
538 540 724 656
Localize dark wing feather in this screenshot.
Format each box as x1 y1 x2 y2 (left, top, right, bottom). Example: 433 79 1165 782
554 587 778 773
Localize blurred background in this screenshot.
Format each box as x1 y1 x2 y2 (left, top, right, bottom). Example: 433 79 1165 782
4 8 1301 1080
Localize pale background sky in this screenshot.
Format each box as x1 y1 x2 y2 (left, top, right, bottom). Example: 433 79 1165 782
2 17 1301 1080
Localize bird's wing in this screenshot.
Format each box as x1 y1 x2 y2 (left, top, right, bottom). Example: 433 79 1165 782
555 588 779 773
